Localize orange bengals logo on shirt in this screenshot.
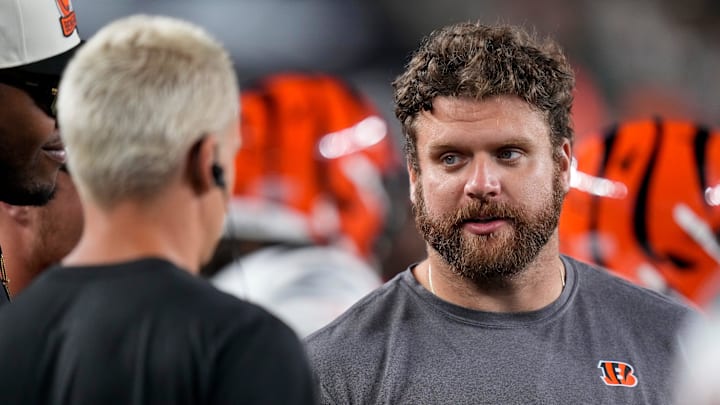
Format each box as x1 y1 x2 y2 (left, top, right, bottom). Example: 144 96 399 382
55 0 77 37
598 360 638 387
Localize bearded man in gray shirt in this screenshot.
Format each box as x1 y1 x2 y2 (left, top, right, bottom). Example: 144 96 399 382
305 21 696 405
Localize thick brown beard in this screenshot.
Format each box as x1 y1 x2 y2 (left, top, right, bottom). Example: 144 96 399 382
412 166 566 284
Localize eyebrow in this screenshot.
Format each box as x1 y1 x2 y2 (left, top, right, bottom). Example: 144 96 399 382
426 135 537 152
495 136 536 149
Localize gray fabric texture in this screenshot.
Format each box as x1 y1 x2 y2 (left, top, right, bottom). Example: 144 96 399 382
306 255 695 405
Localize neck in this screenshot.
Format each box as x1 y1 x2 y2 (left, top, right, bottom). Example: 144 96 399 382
418 239 566 312
64 193 207 274
0 221 35 296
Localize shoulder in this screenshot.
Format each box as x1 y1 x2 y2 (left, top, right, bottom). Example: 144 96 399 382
304 269 415 361
188 277 298 339
187 280 313 380
566 256 697 321
128 260 303 347
303 272 416 404
201 289 317 404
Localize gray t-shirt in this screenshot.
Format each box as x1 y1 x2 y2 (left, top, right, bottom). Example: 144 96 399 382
306 256 695 405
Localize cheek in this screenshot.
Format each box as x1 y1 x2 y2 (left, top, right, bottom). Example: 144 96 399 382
1 93 54 140
418 172 463 212
0 116 54 170
513 164 557 206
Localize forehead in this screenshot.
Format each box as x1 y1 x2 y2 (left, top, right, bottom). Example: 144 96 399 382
414 95 550 147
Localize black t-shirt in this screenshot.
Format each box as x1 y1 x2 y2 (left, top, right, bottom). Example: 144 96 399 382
0 258 316 404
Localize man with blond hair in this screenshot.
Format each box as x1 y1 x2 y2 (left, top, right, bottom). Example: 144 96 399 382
0 14 315 404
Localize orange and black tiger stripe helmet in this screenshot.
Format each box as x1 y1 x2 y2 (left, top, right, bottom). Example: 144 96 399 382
230 73 402 259
560 118 720 307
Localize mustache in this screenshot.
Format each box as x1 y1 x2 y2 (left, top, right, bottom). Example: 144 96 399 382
453 199 520 225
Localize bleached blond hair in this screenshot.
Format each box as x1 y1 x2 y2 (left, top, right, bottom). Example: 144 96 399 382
58 14 239 207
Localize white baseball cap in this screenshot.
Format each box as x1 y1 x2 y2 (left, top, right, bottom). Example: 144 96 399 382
0 0 82 75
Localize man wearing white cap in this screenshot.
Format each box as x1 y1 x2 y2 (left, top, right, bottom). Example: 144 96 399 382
0 0 82 302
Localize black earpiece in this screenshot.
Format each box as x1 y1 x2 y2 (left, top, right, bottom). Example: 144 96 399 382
211 163 226 189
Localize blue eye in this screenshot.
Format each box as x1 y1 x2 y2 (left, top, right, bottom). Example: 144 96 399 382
498 149 521 160
441 154 459 165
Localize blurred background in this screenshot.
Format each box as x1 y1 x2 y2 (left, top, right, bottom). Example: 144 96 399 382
72 0 720 146
72 0 720 285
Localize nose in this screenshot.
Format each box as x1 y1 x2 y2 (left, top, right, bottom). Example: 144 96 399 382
464 156 500 198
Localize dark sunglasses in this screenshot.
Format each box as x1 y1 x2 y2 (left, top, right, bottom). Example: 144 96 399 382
0 71 59 118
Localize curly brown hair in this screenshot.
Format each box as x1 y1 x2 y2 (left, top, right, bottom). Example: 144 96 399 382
393 22 575 172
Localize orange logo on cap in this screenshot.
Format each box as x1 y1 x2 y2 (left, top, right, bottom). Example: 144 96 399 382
55 0 77 37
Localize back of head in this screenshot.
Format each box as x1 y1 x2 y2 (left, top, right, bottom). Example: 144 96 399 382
57 14 239 207
226 73 401 259
560 118 720 307
392 22 575 171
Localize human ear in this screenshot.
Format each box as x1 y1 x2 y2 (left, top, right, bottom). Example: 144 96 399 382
186 135 220 195
558 140 572 193
408 161 417 204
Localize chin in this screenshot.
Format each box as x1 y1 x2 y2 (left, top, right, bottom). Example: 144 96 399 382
0 181 56 206
3 162 60 205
